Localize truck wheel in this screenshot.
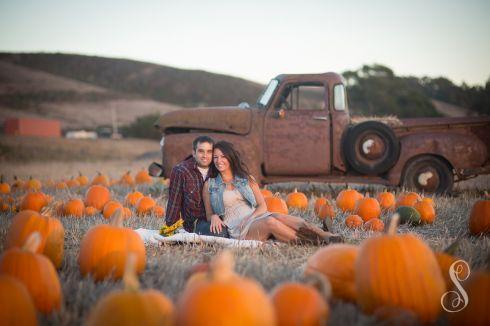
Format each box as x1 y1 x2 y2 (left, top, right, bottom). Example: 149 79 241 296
401 156 454 194
343 121 400 175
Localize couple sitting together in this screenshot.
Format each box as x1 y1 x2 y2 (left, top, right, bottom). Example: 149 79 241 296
163 136 342 244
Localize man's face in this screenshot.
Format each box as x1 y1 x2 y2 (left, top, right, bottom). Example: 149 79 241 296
193 141 213 168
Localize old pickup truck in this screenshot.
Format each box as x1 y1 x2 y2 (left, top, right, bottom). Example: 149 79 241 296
152 72 490 194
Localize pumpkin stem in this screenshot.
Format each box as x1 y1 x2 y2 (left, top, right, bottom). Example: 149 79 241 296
387 213 400 235
210 250 235 282
302 272 332 302
110 208 125 227
123 254 140 292
22 232 42 253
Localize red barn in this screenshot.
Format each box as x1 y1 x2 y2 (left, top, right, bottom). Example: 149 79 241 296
3 118 61 137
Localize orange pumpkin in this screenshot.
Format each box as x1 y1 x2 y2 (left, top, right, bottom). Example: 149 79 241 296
86 255 174 326
286 188 308 210
434 252 470 290
66 177 80 188
447 270 490 325
468 199 490 235
0 175 11 194
377 191 395 211
153 205 165 218
85 185 111 211
85 206 99 216
260 187 273 199
77 172 89 186
317 202 335 220
0 274 38 326
91 172 110 187
24 177 42 192
414 200 436 224
396 192 422 208
102 200 123 220
355 215 446 322
63 199 85 217
119 171 134 186
176 250 275 325
125 191 144 207
5 210 49 254
12 176 25 191
0 232 63 314
355 195 381 222
135 169 152 185
265 194 289 215
78 209 146 282
123 207 132 219
305 244 359 302
336 189 364 212
20 192 48 212
363 218 385 232
136 196 156 216
345 215 363 229
271 282 329 325
55 181 68 190
314 197 329 215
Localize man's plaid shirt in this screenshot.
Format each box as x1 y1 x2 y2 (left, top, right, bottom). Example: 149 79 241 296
165 155 208 232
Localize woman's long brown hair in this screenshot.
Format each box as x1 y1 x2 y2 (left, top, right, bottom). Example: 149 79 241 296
209 141 253 182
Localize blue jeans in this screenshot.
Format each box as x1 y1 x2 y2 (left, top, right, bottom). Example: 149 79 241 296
194 219 229 238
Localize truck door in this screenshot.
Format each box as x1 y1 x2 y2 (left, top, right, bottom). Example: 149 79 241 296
263 82 331 176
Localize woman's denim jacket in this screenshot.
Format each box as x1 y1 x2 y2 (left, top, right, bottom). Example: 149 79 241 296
208 174 257 217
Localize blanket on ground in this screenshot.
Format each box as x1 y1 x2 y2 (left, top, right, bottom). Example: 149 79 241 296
135 228 263 248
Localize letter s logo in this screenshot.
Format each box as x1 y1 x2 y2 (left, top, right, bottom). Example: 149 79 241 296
441 259 470 313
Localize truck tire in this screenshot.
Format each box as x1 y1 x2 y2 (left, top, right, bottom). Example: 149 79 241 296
401 156 454 194
343 121 400 175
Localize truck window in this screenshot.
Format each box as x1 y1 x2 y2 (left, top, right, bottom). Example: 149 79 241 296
277 84 326 111
334 84 346 111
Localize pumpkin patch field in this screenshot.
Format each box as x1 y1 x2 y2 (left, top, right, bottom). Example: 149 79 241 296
0 137 489 325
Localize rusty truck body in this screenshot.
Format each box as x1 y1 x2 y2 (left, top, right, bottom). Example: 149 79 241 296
153 72 490 193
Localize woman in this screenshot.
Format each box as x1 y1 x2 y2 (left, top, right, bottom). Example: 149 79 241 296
202 141 343 244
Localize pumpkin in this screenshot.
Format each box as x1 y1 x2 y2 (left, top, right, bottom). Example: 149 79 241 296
176 250 275 325
0 232 63 314
260 186 273 198
396 206 422 225
286 188 308 210
85 206 99 216
5 210 49 254
376 191 395 211
78 209 146 282
305 244 359 302
414 200 436 224
0 175 11 194
102 200 123 219
66 177 80 188
119 171 134 187
468 199 490 235
421 197 435 207
24 177 42 192
63 199 85 217
153 205 165 218
317 202 335 220
85 185 111 211
336 188 364 212
345 215 363 229
0 274 38 326
396 192 422 208
12 176 25 191
40 209 65 269
55 181 68 190
125 191 144 207
314 197 329 215
77 172 89 186
136 196 156 216
355 195 381 221
447 270 490 325
434 252 470 291
355 215 446 322
91 172 110 187
363 218 385 232
135 169 152 185
123 207 132 219
265 194 289 215
271 282 329 325
86 255 174 326
20 192 48 212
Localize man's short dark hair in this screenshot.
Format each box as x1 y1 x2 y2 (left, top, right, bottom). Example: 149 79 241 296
192 136 215 151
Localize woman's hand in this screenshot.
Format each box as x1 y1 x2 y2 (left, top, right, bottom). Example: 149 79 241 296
210 214 225 234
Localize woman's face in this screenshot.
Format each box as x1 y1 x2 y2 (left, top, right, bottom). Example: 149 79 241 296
213 148 231 173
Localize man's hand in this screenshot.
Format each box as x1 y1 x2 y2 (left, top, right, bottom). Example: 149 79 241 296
210 214 225 234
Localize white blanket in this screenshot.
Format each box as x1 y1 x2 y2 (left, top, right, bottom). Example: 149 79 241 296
135 228 263 248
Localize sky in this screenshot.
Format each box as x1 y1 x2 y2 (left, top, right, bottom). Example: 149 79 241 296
1 0 489 86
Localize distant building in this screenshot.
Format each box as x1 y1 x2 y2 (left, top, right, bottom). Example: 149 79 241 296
3 117 61 137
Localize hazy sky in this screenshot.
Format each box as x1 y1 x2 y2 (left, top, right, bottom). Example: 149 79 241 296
1 0 489 85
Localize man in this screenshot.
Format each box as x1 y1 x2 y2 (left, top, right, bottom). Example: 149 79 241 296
164 136 229 237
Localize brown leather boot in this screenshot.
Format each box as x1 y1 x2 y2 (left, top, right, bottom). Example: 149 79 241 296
297 222 344 245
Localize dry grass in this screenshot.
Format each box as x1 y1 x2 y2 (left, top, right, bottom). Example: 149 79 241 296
0 180 489 325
